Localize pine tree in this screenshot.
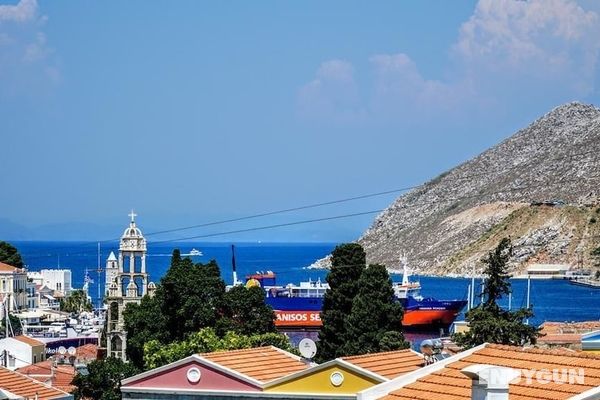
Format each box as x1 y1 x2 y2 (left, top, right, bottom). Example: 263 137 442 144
0 241 24 268
318 243 366 361
453 238 541 348
343 264 409 355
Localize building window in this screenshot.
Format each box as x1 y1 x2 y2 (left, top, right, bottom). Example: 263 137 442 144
34 355 37 363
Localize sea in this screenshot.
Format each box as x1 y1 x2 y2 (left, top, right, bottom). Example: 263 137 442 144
12 241 600 348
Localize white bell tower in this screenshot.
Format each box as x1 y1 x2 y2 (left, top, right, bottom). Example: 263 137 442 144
105 210 154 361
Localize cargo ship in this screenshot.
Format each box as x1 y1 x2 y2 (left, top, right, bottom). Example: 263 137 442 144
244 260 467 330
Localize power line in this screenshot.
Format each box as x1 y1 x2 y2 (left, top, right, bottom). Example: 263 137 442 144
150 210 385 244
15 148 600 260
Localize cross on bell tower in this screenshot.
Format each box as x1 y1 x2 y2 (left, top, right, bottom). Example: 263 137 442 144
105 211 155 361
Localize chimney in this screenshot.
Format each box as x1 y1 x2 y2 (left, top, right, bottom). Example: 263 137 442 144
461 364 521 400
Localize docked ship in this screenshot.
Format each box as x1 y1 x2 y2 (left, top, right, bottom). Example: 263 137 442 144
245 260 467 330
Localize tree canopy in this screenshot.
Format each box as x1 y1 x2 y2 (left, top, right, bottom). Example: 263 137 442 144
123 250 280 369
72 357 138 400
343 264 409 355
318 243 367 361
215 285 275 336
60 290 93 314
453 238 541 348
0 241 24 268
143 327 295 369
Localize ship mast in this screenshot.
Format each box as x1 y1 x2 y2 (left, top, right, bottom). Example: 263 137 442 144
401 254 410 286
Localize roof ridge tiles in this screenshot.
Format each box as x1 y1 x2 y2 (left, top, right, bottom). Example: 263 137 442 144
485 343 600 359
199 345 275 356
342 349 414 360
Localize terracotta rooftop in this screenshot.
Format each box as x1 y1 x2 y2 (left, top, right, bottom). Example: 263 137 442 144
75 343 98 360
14 334 46 347
380 344 600 400
541 321 600 335
0 261 20 272
17 360 76 393
342 349 424 379
200 346 308 383
0 366 70 399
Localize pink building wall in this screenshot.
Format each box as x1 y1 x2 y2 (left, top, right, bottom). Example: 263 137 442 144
126 360 261 392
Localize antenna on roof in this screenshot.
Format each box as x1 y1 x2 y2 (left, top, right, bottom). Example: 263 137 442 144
298 338 317 361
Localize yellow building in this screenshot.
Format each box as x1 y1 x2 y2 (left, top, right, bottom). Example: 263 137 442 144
265 349 424 398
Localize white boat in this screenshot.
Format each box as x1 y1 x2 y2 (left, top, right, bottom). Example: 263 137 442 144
188 248 203 256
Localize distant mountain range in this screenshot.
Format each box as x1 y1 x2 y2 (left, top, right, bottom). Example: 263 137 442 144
353 102 600 275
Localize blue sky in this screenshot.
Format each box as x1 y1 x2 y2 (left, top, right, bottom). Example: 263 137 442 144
1 0 599 242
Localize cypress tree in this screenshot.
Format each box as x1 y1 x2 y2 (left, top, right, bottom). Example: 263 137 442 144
343 264 409 355
317 243 366 361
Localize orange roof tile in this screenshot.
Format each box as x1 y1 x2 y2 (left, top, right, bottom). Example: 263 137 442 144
342 349 424 379
0 366 70 399
14 334 46 347
0 262 19 272
541 321 600 335
75 343 98 360
382 344 600 400
17 360 76 393
200 346 308 383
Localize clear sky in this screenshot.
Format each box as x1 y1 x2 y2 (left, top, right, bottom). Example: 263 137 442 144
1 0 599 242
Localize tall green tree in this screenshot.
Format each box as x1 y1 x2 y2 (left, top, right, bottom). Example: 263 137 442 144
0 241 24 268
318 243 366 361
160 257 225 340
72 357 138 400
123 293 168 368
343 264 409 355
453 238 541 348
60 290 92 313
215 285 275 336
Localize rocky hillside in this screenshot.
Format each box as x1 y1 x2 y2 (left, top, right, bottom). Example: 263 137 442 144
353 102 600 275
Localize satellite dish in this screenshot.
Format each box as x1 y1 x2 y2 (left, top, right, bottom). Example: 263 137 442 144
298 338 317 359
58 346 67 355
67 346 77 356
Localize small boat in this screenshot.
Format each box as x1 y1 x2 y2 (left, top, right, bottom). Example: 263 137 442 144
188 248 203 256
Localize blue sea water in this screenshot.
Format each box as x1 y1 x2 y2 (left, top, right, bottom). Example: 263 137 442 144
12 241 600 335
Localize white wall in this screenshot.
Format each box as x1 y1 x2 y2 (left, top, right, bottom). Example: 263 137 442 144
40 269 72 295
0 338 37 370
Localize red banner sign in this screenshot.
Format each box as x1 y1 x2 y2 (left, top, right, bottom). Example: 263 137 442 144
274 311 322 327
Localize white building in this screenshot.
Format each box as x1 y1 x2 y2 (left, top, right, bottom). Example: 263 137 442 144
27 269 72 296
0 262 27 312
526 263 569 279
105 251 118 295
0 335 46 370
26 281 38 310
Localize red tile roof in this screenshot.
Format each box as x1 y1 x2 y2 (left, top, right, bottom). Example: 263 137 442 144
381 344 600 400
342 349 424 379
17 360 76 393
200 346 308 383
0 366 70 399
75 344 98 361
0 262 20 272
14 335 46 347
